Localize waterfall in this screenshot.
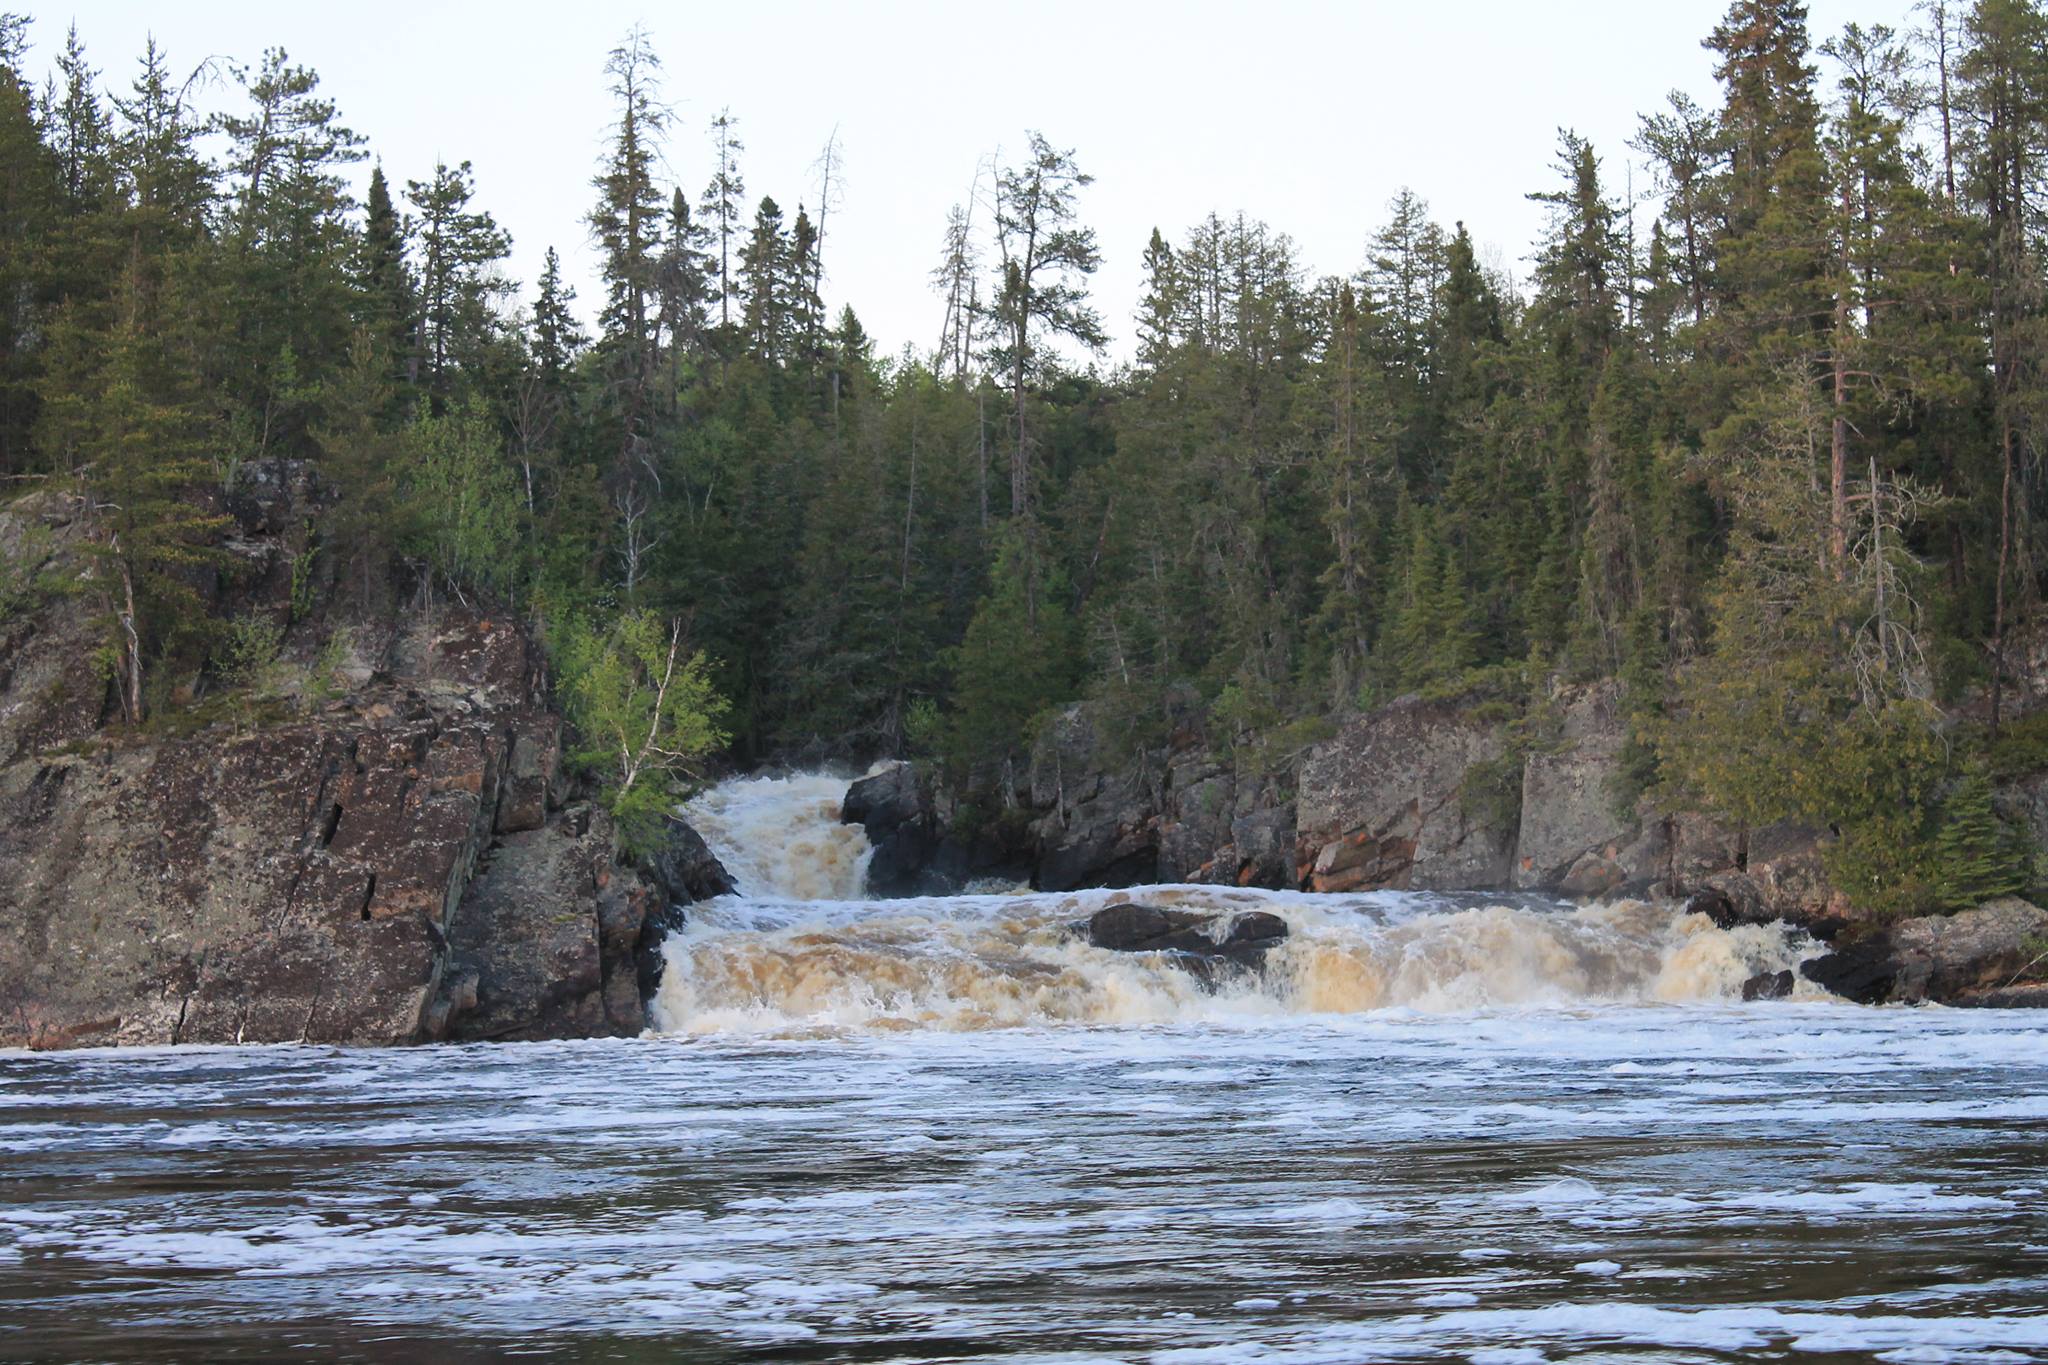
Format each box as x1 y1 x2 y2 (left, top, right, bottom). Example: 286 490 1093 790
678 772 876 903
653 773 1824 1035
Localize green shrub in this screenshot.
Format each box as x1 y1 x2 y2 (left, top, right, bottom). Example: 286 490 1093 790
557 608 730 855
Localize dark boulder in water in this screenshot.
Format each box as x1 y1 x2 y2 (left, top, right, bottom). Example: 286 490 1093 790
1688 886 1742 930
644 813 736 906
1802 899 2048 1005
1801 935 1902 1004
634 813 736 998
1085 903 1288 962
842 761 945 897
1741 968 1795 1001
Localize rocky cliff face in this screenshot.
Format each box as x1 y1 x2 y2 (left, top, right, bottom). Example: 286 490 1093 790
886 682 1862 939
847 682 2048 1006
0 482 713 1050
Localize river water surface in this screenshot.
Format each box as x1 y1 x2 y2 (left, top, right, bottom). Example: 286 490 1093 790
4 774 2047 1363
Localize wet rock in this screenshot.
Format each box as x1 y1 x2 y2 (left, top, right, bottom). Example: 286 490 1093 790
843 760 923 832
1741 969 1795 1001
1687 885 1743 930
1800 935 1900 1004
442 804 654 1042
1085 903 1288 960
1802 898 2048 1005
633 812 735 999
1039 816 1158 892
644 812 736 905
1296 696 1515 893
842 761 943 897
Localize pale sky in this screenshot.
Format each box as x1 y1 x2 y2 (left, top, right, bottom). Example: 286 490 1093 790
38 1 1916 365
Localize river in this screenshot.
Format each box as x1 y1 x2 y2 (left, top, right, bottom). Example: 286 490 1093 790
3 773 2046 1362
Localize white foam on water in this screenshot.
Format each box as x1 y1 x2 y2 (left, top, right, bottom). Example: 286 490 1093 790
679 772 876 902
650 773 1828 1034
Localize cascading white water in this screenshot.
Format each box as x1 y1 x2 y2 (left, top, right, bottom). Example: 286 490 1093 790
654 773 1825 1035
678 772 876 902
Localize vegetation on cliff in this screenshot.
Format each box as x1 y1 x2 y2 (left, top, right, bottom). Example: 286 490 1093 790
2 4 2048 913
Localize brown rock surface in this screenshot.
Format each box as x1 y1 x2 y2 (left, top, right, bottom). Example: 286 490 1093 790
1295 696 1515 892
0 486 671 1050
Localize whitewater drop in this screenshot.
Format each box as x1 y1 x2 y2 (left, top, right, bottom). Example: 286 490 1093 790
678 772 876 901
654 773 1824 1034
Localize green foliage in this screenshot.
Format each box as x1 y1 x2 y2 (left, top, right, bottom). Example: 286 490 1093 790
307 626 355 703
1926 769 2030 912
1982 710 2048 782
404 395 521 595
902 696 943 757
939 527 1079 784
215 612 284 692
557 607 730 852
288 528 317 622
0 520 60 623
2 4 2046 907
1458 750 1527 836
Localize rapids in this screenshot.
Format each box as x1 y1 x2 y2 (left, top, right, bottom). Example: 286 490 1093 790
5 771 2047 1362
655 772 1823 1034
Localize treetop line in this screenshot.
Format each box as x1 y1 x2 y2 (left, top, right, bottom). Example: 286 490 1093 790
2 2 2045 914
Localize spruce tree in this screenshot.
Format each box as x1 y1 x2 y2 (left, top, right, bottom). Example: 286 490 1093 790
404 159 512 399
355 164 413 387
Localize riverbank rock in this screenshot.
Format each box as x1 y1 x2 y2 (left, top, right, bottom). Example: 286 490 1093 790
645 812 736 905
1801 897 2048 1005
1665 824 1847 939
1029 707 1161 891
0 481 675 1050
842 761 942 896
1513 683 1631 891
440 804 653 1041
1296 696 1516 892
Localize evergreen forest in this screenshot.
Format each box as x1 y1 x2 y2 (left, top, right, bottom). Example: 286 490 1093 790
6 1 2048 911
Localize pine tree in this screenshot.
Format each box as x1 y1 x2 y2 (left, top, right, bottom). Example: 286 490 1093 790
1929 769 2028 911
944 524 1079 777
699 108 745 339
787 203 824 364
355 164 413 387
990 132 1103 522
654 188 711 369
738 195 788 363
405 159 512 399
216 48 366 452
588 26 667 388
49 23 113 213
0 15 50 474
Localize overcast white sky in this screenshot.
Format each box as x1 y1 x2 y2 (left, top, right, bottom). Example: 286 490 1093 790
37 1 1915 364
